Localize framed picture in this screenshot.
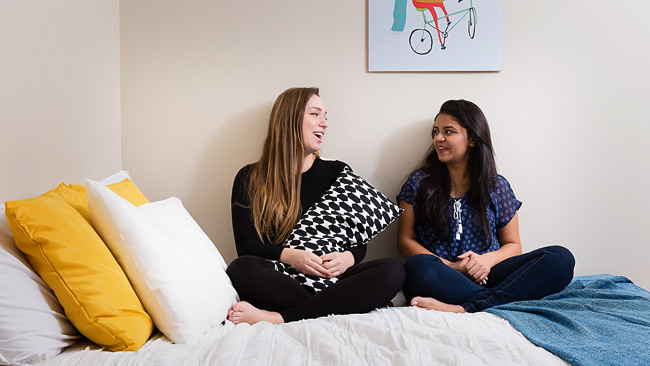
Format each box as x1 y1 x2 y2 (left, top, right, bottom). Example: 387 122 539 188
369 0 502 72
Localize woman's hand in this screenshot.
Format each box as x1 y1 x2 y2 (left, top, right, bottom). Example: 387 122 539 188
280 248 331 277
447 255 470 273
320 251 355 278
448 213 523 286
456 251 491 285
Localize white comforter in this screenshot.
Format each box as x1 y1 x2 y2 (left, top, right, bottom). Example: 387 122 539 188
39 307 568 366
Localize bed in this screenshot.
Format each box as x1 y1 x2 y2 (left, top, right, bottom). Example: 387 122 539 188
2 172 649 366
37 305 569 366
30 275 650 366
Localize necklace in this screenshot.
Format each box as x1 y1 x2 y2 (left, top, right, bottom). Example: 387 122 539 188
451 179 470 199
453 198 463 241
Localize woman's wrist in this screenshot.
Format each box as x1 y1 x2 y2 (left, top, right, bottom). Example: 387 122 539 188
342 250 355 268
279 247 295 264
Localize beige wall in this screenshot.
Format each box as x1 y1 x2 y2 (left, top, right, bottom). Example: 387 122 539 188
2 1 648 289
0 0 122 202
120 1 650 289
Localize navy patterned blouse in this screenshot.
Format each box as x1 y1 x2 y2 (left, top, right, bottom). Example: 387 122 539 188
397 169 522 261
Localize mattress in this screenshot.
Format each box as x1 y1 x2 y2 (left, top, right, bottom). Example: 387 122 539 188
38 307 568 366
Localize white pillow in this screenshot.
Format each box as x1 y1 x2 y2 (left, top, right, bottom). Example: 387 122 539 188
0 207 79 365
86 180 238 344
98 170 132 185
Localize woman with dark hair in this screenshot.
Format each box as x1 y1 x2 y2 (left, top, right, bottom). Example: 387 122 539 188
397 99 575 313
227 87 405 324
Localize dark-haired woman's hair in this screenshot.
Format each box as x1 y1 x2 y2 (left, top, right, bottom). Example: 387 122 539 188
414 99 497 244
248 87 320 244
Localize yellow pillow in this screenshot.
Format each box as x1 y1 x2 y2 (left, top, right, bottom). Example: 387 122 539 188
4 179 153 352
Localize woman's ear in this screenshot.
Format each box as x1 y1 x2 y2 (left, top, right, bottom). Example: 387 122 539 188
469 137 476 147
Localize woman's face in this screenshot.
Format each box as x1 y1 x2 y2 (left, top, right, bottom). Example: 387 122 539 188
302 94 328 156
432 113 474 166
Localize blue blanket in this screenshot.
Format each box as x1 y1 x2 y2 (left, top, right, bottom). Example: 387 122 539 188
486 275 650 366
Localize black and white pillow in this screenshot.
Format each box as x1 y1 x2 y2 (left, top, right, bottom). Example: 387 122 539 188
270 168 402 294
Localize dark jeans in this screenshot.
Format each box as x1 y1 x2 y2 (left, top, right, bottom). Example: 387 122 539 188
227 255 406 322
403 245 575 312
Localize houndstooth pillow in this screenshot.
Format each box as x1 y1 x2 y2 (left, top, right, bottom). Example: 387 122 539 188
270 168 402 294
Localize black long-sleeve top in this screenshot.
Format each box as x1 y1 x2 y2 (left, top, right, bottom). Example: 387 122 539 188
230 158 367 263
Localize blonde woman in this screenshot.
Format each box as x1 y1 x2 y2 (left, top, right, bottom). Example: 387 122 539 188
227 87 405 325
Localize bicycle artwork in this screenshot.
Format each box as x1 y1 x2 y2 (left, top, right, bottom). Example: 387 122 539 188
368 0 501 71
409 0 476 55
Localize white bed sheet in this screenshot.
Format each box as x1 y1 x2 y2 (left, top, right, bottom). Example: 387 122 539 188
38 307 568 366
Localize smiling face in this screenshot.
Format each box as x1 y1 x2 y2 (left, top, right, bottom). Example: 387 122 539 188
302 94 328 157
432 113 475 167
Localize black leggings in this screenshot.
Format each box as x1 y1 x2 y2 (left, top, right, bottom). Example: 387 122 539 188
226 256 406 322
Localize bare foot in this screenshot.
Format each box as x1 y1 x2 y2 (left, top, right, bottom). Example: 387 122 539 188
227 301 285 325
411 296 466 313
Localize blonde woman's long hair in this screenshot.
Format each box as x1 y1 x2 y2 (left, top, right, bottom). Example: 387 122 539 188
248 87 320 244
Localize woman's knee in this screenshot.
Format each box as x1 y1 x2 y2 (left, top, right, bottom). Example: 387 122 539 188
226 256 269 282
381 258 407 290
403 254 442 298
543 245 575 286
404 254 441 278
226 255 252 273
359 258 406 292
545 245 575 269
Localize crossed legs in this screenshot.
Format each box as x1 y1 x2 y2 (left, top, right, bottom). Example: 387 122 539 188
403 245 575 312
226 255 405 324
